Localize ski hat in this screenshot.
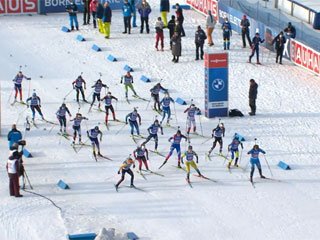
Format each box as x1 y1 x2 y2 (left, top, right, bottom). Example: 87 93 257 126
133 107 138 112
62 103 66 107
176 130 181 134
253 144 259 149
107 91 111 95
97 79 102 83
94 126 99 131
171 15 175 20
76 113 82 116
154 119 159 124
243 15 247 19
12 124 17 130
32 92 37 97
188 145 193 150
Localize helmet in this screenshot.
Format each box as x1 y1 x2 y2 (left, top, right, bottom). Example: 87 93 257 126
188 145 193 150
94 126 99 131
62 103 66 107
76 113 82 117
78 75 82 79
133 107 138 112
191 104 195 107
97 79 102 83
32 92 37 97
107 91 111 95
154 119 159 123
177 130 181 135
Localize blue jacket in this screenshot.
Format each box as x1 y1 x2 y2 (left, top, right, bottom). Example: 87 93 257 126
102 6 112 23
122 3 132 17
129 0 136 11
160 0 170 12
138 2 151 17
7 129 22 148
96 3 104 19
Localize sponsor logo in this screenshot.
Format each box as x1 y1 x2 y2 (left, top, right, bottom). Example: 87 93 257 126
0 0 37 14
186 0 218 19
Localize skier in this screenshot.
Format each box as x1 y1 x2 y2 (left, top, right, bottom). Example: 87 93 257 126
208 123 225 155
70 113 88 144
91 79 108 109
240 15 251 48
115 156 135 190
7 144 23 197
26 92 44 121
181 145 202 183
175 3 185 37
122 0 132 34
160 92 174 125
272 31 286 64
125 108 142 136
72 75 87 102
142 119 163 152
249 79 258 116
100 92 118 124
12 71 30 102
227 134 243 168
221 17 232 50
150 82 167 112
7 124 22 149
184 104 200 134
167 15 176 49
89 0 98 28
102 1 112 39
87 126 103 157
155 17 164 51
160 0 170 27
195 25 207 60
82 0 91 25
133 145 149 172
56 103 72 133
138 0 151 34
66 0 79 31
161 130 188 168
206 10 216 46
247 144 266 182
121 71 137 100
249 32 265 64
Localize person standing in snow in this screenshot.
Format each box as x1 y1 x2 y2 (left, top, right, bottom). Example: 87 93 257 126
181 145 203 183
227 134 243 168
89 0 98 28
133 145 149 173
249 32 265 64
249 79 258 116
272 31 286 64
87 126 103 157
125 108 142 136
208 123 225 155
82 0 91 25
70 113 88 144
7 124 22 149
7 144 23 197
155 17 165 51
160 0 170 27
150 82 167 112
12 71 30 102
240 15 251 48
129 0 137 28
184 104 200 134
102 1 112 39
72 75 87 102
122 0 133 34
222 17 232 50
195 25 207 60
142 119 164 152
138 0 151 34
56 103 72 133
160 92 174 125
96 1 104 33
100 91 118 124
90 79 108 109
66 0 79 31
247 144 266 182
283 22 296 39
175 3 185 37
171 32 181 63
121 71 138 100
206 10 216 46
167 15 176 49
115 157 136 190
26 92 44 121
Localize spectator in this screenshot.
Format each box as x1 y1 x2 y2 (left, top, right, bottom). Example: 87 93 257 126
240 15 252 48
155 17 164 51
82 0 91 25
175 3 185 37
138 0 151 34
102 2 112 39
221 17 232 50
160 0 170 27
284 22 296 39
89 0 98 28
66 0 79 31
7 124 22 149
171 32 181 63
249 79 258 116
195 25 207 60
249 32 265 64
122 0 133 34
167 15 176 49
272 31 286 64
206 10 216 46
7 143 23 197
96 1 104 33
129 0 137 27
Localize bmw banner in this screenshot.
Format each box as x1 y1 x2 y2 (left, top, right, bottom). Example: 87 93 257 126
204 52 229 118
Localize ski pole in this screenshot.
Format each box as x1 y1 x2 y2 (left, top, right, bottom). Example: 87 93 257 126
263 154 273 177
63 88 74 101
115 123 127 135
23 169 33 190
198 114 203 136
173 103 178 124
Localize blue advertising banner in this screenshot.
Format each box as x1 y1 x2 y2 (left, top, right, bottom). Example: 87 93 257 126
40 0 123 14
204 53 229 118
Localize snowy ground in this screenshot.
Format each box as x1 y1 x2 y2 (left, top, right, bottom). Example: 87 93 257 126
1 2 320 240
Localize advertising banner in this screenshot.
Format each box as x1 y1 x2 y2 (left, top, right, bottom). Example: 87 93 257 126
0 0 37 15
186 0 218 20
290 39 320 76
204 53 229 118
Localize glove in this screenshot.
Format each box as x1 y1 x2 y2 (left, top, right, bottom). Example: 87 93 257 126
100 137 102 141
117 170 120 174
84 86 86 90
196 160 198 163
161 132 164 135
139 122 141 126
27 78 31 80
125 121 128 125
133 165 135 169
27 105 29 108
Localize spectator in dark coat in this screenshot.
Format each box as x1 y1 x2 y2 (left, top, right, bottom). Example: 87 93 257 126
138 0 151 33
167 15 176 49
82 0 91 25
249 79 258 116
284 22 296 39
96 2 104 33
102 2 112 38
240 15 251 48
195 25 207 60
175 3 185 37
249 32 265 64
171 32 181 63
160 0 170 27
272 31 286 64
174 19 182 37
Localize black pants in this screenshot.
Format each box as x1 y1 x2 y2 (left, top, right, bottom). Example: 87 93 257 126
242 29 251 47
91 93 101 106
152 93 160 111
58 116 67 128
140 16 149 33
116 169 134 187
143 134 159 150
178 18 185 36
83 7 90 24
76 87 86 101
276 48 284 64
195 43 204 59
210 137 223 152
92 11 97 28
124 16 131 33
249 98 256 114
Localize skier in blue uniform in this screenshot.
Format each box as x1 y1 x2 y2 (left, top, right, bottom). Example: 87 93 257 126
12 71 30 102
142 119 163 151
90 79 108 109
26 92 44 121
133 145 149 172
100 92 118 124
184 104 200 134
160 92 174 125
247 144 266 182
227 134 243 168
70 113 88 144
56 103 72 133
87 126 103 157
208 123 225 155
125 108 141 135
72 75 87 102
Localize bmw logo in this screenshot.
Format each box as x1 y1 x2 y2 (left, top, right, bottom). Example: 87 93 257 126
212 79 224 91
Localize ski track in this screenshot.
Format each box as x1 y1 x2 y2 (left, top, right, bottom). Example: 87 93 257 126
1 1 320 239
